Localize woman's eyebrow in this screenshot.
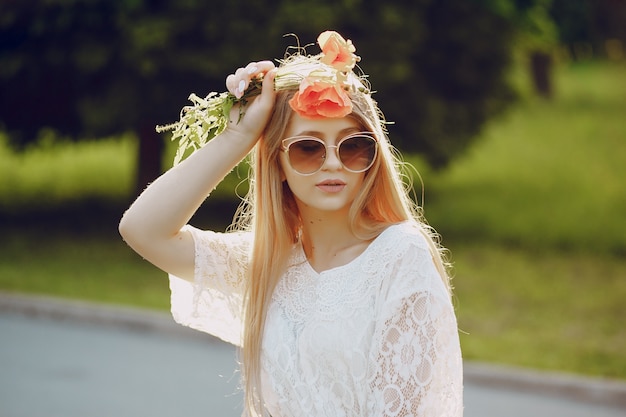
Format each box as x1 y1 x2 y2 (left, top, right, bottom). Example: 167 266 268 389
293 127 362 139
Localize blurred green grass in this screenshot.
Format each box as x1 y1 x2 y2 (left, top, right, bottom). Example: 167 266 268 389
0 130 136 213
451 243 626 378
0 60 624 380
418 61 626 254
0 230 167 310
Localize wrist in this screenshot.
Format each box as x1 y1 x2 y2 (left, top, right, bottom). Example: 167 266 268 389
218 125 260 151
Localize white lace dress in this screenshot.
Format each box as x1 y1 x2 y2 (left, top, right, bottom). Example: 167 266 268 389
169 221 463 417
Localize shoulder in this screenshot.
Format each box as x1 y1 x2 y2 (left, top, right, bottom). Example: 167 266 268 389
373 221 449 301
185 225 253 249
376 221 435 269
376 220 431 253
183 225 254 264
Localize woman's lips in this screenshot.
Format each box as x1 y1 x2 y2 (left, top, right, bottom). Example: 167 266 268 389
316 179 346 193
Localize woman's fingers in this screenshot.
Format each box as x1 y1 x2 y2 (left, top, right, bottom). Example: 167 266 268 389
257 67 278 107
226 61 275 98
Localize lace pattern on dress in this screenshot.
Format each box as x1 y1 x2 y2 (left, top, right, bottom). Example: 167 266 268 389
259 222 463 417
365 225 463 417
169 225 251 346
367 290 463 416
167 221 463 416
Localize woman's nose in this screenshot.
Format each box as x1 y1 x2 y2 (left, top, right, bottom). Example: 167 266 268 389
321 145 342 170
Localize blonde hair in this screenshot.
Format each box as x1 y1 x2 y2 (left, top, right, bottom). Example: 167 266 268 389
231 60 451 416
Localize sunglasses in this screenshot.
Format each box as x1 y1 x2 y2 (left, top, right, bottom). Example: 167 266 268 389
281 132 378 175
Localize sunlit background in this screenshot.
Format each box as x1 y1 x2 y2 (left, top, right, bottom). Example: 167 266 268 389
1 0 625 415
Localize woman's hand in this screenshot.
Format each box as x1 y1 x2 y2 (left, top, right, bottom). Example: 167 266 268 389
224 60 277 143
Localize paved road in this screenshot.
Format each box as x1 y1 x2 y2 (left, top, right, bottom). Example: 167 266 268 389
1 293 625 417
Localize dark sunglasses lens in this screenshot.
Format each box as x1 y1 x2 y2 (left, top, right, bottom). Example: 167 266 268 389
339 136 377 172
289 139 326 174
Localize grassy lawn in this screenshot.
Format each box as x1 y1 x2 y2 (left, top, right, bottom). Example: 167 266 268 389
1 60 624 381
0 131 136 213
421 60 626 254
422 60 626 379
451 242 626 379
0 229 169 310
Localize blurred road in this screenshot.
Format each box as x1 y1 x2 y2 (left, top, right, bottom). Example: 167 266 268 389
1 293 625 417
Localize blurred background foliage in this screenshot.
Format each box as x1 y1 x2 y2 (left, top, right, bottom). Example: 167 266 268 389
1 0 625 379
2 0 624 189
5 0 619 190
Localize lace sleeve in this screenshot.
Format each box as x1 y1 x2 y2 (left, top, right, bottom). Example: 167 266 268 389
169 225 251 346
367 228 463 416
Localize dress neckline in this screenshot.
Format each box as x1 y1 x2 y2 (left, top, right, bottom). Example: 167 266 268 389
296 222 403 276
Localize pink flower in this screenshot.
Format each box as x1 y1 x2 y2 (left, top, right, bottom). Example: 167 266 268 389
289 76 352 119
317 31 358 73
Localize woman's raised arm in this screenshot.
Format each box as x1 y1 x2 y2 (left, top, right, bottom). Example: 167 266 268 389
118 62 276 281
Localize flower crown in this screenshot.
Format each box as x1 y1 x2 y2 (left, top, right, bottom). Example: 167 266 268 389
157 31 369 165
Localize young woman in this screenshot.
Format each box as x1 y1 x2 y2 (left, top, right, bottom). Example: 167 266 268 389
119 31 463 417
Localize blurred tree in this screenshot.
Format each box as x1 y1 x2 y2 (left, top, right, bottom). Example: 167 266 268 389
518 0 558 98
0 0 282 191
481 0 559 98
549 0 593 49
550 0 626 60
0 0 519 192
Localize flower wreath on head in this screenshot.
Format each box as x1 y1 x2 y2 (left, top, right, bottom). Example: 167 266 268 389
157 31 370 165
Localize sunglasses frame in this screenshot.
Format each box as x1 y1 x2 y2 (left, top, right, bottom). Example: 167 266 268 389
281 132 378 176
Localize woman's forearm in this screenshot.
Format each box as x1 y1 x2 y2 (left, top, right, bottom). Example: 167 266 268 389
119 130 255 243
119 61 276 274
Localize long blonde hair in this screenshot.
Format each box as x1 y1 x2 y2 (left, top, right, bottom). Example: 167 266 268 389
232 82 451 417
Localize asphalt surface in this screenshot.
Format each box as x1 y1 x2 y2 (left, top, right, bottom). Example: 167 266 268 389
1 292 625 417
